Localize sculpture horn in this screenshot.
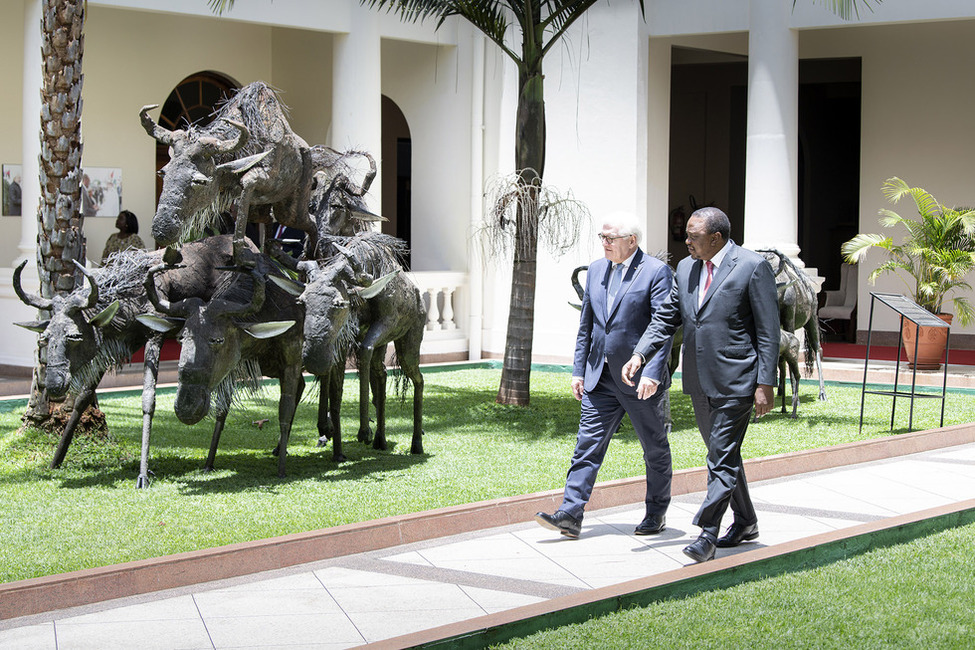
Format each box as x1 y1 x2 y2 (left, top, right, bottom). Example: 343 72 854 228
209 119 249 155
145 263 186 317
12 260 51 311
71 260 99 311
139 104 175 145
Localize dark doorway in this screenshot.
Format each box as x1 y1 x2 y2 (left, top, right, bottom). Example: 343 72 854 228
798 58 862 292
382 95 412 268
153 71 239 210
668 49 862 289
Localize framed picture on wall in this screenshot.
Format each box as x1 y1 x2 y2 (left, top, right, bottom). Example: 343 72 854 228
81 167 122 217
2 164 23 216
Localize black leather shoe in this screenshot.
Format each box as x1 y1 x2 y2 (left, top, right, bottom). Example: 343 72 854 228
634 514 666 535
716 522 759 548
682 534 716 563
534 510 582 539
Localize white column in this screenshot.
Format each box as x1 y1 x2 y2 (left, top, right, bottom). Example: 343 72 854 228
467 32 485 360
18 0 42 265
743 0 800 262
332 6 383 217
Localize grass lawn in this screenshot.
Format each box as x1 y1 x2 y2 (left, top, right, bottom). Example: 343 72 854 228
0 365 971 584
494 520 975 649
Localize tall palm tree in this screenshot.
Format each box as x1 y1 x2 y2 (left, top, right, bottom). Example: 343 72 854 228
24 0 90 426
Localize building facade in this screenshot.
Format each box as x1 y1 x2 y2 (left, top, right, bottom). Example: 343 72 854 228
1 0 974 370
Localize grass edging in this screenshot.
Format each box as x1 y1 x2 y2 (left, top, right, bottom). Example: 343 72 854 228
373 499 975 649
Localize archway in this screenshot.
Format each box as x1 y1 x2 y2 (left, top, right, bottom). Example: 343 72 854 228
381 95 412 267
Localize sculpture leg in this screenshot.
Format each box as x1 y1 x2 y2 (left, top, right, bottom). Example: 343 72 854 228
232 185 256 264
779 356 787 414
327 369 346 461
276 371 303 478
137 335 163 488
316 374 333 444
789 358 801 419
370 356 388 451
357 346 373 444
50 385 98 469
404 363 424 455
205 408 228 472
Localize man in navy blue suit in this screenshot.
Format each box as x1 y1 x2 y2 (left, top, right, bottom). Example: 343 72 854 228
535 213 674 539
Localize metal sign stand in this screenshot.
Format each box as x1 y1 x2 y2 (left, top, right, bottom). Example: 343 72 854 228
858 292 950 433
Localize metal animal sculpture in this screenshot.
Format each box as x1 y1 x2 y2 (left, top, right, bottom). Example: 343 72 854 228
142 248 304 478
759 249 827 402
777 328 802 418
308 148 385 252
298 233 425 456
13 235 255 486
140 81 321 259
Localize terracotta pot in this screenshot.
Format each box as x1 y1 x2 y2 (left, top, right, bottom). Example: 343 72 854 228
901 313 952 370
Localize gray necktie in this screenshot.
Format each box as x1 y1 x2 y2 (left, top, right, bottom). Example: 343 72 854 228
608 263 623 309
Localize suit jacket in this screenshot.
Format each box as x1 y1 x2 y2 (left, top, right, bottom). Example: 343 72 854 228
574 248 674 395
633 240 779 399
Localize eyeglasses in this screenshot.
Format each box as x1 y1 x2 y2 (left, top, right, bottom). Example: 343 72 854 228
598 233 632 243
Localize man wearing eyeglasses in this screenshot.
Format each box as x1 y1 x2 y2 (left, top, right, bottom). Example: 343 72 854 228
535 212 674 539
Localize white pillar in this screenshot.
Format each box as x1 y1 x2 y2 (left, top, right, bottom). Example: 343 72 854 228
743 0 800 262
332 6 383 217
468 33 485 360
646 36 671 245
18 0 42 265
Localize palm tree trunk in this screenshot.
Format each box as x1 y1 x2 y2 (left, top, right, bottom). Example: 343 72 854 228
24 0 88 426
496 62 545 406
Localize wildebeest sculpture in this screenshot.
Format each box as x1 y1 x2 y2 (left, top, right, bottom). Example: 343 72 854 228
13 235 257 487
777 328 802 418
140 81 324 259
298 233 425 456
141 247 304 478
758 249 827 404
307 149 385 250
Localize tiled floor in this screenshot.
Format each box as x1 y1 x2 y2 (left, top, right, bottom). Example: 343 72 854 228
3 442 974 649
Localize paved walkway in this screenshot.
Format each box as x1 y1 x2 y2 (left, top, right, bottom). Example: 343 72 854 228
2 439 974 649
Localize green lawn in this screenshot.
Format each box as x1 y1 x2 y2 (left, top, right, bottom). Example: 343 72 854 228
0 365 970 584
494 520 975 649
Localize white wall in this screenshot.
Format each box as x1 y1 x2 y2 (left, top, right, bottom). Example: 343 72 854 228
801 20 975 334
381 35 473 273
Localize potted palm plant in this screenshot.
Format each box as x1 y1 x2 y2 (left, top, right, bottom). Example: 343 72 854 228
842 177 975 369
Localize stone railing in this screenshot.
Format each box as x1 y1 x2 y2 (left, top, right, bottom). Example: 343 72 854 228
408 271 470 360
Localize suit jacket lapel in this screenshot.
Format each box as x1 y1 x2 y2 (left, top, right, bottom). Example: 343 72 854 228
698 242 738 312
607 249 645 322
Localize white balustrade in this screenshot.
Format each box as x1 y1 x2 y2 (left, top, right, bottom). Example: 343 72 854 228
408 271 469 358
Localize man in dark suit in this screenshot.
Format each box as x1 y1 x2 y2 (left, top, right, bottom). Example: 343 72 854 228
622 207 779 563
535 213 674 539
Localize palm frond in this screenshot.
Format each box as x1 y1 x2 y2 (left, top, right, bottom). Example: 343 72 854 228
793 0 881 21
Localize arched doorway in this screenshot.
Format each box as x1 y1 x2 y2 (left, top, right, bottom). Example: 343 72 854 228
153 71 239 208
381 95 412 267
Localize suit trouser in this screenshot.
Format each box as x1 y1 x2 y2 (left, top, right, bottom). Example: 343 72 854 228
689 393 758 532
560 364 672 520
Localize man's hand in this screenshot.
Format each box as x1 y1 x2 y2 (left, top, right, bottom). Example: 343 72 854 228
754 384 774 418
637 378 659 400
570 377 585 401
621 355 643 386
